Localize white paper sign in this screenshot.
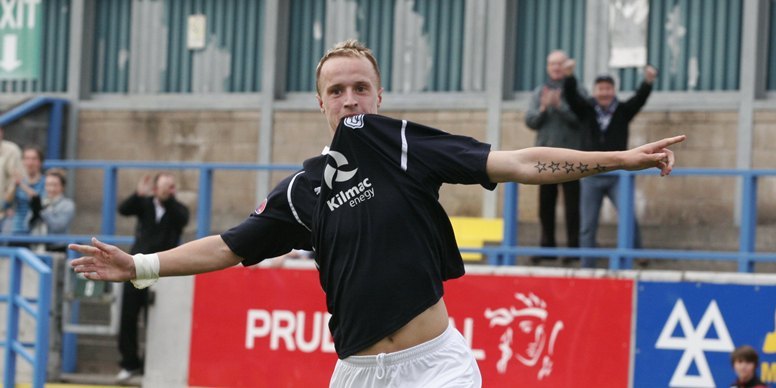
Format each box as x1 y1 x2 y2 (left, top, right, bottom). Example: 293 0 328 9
609 0 649 68
187 14 207 50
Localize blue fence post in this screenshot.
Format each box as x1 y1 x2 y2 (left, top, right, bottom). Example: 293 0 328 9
101 166 118 235
3 254 21 388
62 249 79 373
739 173 757 273
33 252 51 388
61 302 79 373
498 182 519 266
197 167 214 238
614 171 635 270
46 100 65 160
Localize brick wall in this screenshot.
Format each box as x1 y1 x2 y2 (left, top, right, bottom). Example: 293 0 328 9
75 110 262 235
755 110 776 224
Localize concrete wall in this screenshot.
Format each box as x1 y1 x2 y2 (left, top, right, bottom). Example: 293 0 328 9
74 110 262 235
755 110 776 224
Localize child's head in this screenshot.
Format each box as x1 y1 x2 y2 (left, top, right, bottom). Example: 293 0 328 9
731 345 759 381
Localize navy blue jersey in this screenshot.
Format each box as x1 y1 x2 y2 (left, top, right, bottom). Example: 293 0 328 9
222 114 495 358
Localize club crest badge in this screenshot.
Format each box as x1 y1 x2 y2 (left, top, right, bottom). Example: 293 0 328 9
343 114 365 129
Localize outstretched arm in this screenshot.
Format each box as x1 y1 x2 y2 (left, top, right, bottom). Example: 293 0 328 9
69 235 242 282
487 135 686 184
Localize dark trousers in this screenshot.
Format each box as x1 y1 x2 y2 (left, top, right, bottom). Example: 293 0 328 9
118 283 148 371
538 181 580 250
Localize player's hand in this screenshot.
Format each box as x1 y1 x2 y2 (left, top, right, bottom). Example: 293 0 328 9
621 135 686 176
644 65 658 84
563 59 576 77
69 237 135 281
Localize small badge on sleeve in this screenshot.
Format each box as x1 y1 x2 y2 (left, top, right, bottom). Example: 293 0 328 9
255 198 268 214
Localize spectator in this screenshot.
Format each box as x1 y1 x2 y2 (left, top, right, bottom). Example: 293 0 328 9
7 146 46 238
29 168 75 252
562 61 657 268
729 345 767 388
525 50 586 263
0 126 25 231
115 173 189 383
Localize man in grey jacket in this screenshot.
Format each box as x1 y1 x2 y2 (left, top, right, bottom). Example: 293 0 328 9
525 50 585 262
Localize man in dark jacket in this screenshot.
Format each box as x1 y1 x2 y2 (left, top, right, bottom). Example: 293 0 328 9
115 172 189 382
562 59 656 268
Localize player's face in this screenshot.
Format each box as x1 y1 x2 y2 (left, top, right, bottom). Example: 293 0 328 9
593 81 616 108
154 175 176 201
317 56 383 135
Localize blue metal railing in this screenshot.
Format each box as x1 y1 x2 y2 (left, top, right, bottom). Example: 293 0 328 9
0 97 68 160
494 169 776 272
1 247 52 388
0 236 134 377
4 162 774 274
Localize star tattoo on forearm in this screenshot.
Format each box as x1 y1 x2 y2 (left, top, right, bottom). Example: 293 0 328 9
533 161 612 174
563 162 575 173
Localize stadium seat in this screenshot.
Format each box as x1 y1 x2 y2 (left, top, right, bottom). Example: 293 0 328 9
449 217 504 261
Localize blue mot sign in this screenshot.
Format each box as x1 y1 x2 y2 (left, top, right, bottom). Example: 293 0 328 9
634 281 776 388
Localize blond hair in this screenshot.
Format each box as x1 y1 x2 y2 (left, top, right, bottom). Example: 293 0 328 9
315 39 381 94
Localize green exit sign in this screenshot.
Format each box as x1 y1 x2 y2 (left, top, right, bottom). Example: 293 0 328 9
0 0 43 79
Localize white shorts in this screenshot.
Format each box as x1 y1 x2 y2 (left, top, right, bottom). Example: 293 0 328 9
329 324 482 388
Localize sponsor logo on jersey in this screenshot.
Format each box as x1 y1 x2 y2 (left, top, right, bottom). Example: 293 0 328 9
323 151 358 189
323 149 375 211
326 177 374 211
343 114 365 129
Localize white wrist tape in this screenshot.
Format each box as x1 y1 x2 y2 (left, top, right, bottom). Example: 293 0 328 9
131 253 160 289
